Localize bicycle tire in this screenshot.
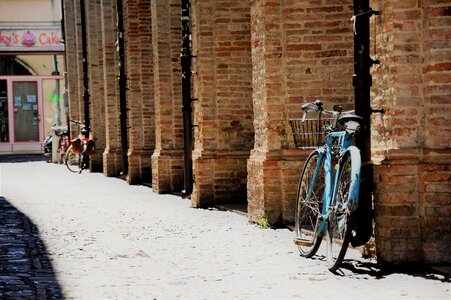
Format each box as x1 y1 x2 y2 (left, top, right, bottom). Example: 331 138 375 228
295 150 325 258
57 136 66 164
65 146 81 173
326 150 359 271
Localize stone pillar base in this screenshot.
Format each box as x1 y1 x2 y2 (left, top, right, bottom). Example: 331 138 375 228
247 149 308 225
151 149 184 193
90 151 103 173
191 151 249 208
103 147 122 177
374 150 451 264
127 149 153 185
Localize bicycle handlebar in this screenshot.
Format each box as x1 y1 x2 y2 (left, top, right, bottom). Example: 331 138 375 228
301 100 355 122
70 119 84 126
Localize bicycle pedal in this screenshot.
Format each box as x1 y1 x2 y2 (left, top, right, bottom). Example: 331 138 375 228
293 238 313 247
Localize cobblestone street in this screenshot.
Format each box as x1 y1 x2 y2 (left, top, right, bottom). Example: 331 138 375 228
0 157 449 299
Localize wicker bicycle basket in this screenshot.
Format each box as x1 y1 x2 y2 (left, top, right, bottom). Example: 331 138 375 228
289 117 333 149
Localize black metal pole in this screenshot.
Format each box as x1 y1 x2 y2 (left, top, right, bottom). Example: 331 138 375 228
80 0 90 138
181 0 193 196
352 0 379 246
116 0 128 175
79 0 91 170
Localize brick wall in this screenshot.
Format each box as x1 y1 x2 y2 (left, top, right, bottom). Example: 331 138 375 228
63 0 83 140
248 0 354 224
86 0 105 172
371 0 451 264
123 0 154 184
101 0 122 177
151 0 184 193
191 0 254 207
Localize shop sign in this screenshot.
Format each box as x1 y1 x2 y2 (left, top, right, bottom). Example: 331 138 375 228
0 26 64 52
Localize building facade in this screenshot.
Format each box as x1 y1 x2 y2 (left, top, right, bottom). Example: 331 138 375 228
0 0 65 154
62 0 450 265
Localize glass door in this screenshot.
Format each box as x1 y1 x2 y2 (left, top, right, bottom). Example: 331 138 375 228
0 80 8 142
13 81 39 142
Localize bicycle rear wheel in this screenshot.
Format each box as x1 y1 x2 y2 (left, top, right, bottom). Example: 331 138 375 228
327 151 356 271
65 146 81 173
294 151 325 258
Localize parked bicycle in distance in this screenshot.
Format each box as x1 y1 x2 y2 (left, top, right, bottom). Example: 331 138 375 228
44 125 70 164
65 120 94 173
56 126 70 164
291 99 364 272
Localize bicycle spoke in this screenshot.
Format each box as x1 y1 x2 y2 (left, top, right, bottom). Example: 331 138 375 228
295 151 324 258
327 153 353 272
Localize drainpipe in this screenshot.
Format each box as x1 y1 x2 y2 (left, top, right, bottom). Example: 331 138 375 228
351 0 380 247
52 55 61 126
116 0 129 175
80 0 90 138
181 0 193 196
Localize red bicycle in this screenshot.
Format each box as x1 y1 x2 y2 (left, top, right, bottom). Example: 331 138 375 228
64 120 94 173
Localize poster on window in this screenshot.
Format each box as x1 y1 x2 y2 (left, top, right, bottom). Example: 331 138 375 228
22 103 31 110
27 95 36 103
14 97 22 106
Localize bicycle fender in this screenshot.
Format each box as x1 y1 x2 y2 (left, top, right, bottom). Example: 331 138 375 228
343 146 361 212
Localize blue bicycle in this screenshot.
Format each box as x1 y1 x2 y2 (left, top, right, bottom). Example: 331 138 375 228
292 100 363 271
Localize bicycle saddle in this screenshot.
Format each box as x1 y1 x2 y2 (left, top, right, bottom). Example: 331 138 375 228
337 114 364 131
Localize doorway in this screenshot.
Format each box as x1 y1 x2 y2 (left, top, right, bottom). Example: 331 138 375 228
0 77 44 153
13 81 40 142
0 80 8 143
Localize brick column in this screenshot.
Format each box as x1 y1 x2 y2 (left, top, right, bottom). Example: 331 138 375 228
86 0 105 172
123 0 154 184
247 0 354 224
190 0 254 207
64 0 83 139
151 0 184 193
372 0 451 264
101 0 122 177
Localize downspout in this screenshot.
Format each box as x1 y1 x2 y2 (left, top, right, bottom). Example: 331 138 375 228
80 0 90 139
116 0 129 175
351 0 380 247
52 55 61 126
181 0 193 196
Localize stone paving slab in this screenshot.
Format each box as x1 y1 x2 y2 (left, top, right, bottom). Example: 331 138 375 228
0 197 62 299
0 159 449 299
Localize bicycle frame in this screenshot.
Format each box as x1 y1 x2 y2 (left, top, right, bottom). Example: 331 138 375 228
308 130 361 237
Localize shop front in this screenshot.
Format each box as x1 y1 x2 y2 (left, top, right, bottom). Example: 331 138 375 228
0 26 65 154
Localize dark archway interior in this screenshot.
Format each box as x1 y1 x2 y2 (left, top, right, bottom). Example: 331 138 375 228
0 56 32 75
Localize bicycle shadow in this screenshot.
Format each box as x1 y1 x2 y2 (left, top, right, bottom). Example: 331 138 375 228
303 251 449 282
0 196 63 299
335 258 450 282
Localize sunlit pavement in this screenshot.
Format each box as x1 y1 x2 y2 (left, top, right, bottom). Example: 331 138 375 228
0 157 449 299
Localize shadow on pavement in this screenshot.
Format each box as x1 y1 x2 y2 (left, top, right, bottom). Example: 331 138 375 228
338 258 450 282
0 154 49 163
0 197 63 299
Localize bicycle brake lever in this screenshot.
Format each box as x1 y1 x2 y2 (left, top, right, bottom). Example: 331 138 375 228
301 103 310 111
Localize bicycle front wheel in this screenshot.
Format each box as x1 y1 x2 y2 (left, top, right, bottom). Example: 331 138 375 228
295 151 325 258
327 150 357 271
57 137 66 164
65 146 81 173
